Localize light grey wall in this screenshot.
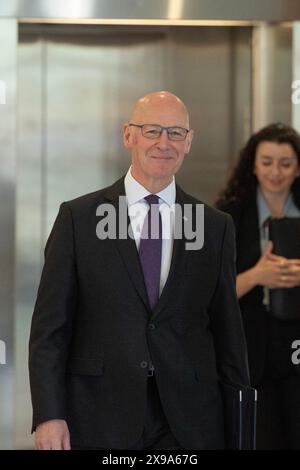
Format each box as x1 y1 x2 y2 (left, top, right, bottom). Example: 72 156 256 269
252 24 293 131
0 18 17 450
1 0 300 21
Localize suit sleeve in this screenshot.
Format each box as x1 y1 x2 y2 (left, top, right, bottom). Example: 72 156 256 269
29 202 77 430
209 213 250 386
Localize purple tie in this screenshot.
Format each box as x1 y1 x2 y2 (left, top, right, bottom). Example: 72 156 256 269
139 194 162 310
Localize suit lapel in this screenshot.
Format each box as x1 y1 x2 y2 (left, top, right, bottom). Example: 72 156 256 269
116 234 150 310
237 198 261 273
103 178 150 310
150 236 184 321
150 185 188 321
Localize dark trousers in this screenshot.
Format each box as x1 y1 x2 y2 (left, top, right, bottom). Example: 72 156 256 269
256 375 300 449
73 375 183 450
129 374 183 450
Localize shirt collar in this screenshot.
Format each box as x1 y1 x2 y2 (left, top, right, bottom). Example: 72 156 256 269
256 186 299 228
124 167 176 206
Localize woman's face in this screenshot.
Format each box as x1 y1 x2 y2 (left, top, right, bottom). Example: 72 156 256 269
254 141 300 196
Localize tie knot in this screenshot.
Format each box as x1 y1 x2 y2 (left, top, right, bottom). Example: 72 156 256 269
145 194 160 206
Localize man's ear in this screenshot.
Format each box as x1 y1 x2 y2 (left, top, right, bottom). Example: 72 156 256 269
123 123 134 149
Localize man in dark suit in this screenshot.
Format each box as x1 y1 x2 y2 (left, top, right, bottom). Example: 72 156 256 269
29 91 249 450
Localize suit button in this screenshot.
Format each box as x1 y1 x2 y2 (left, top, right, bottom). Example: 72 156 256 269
148 323 155 330
140 361 148 369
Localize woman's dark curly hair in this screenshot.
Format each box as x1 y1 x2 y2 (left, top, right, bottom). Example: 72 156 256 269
216 122 300 208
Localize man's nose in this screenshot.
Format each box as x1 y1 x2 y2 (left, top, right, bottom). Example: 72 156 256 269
156 129 170 148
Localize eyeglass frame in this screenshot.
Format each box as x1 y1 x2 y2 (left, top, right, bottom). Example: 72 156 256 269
129 123 190 141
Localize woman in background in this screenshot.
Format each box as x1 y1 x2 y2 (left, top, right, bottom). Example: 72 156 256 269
216 123 300 449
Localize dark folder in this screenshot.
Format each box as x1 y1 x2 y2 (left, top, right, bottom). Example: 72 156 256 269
269 217 300 320
220 381 257 450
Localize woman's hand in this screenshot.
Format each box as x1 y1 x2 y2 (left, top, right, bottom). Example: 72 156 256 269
237 241 300 298
254 241 300 288
272 256 300 287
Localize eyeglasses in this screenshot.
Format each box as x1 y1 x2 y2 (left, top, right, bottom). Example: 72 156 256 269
129 123 189 141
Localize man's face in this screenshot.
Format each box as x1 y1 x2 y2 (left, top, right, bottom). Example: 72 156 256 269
123 97 193 190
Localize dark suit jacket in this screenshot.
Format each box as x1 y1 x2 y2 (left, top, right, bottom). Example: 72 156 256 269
29 177 249 450
218 197 300 386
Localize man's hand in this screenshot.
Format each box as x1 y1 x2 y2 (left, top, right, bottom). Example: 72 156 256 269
35 419 71 450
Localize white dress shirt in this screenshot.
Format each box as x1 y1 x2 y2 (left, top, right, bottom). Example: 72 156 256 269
124 167 176 295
